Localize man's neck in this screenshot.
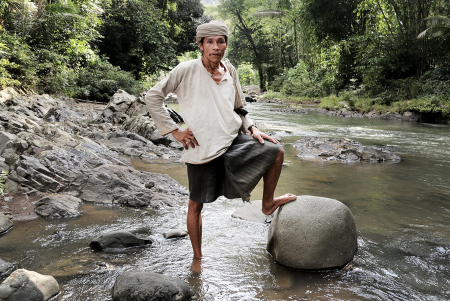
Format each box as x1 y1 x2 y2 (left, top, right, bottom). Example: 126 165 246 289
202 57 221 72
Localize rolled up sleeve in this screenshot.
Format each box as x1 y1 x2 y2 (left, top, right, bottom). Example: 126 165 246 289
144 68 183 135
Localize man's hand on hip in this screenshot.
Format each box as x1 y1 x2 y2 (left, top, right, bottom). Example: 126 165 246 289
171 128 199 150
250 126 279 144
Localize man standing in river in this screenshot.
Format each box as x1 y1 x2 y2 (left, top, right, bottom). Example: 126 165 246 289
144 20 296 266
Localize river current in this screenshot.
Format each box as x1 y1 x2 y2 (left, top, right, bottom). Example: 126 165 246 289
0 102 449 300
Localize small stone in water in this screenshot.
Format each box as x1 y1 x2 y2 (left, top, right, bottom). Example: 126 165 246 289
163 229 188 239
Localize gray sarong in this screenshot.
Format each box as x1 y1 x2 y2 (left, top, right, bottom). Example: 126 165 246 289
187 134 282 203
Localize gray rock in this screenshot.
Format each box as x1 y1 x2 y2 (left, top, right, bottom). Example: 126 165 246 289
293 136 401 163
267 195 357 270
232 199 275 223
402 111 419 122
4 179 18 194
0 132 17 155
97 90 150 124
112 270 196 301
163 229 188 239
0 259 14 277
0 157 9 172
80 164 185 207
43 105 86 122
242 85 261 95
122 115 157 141
34 195 83 218
0 269 59 301
0 213 13 235
90 230 152 250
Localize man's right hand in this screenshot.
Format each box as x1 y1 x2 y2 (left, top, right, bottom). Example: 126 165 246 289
171 128 199 150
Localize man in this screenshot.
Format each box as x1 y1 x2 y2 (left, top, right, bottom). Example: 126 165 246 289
144 20 296 263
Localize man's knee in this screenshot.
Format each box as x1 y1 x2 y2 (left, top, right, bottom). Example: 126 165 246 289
188 199 203 214
276 148 284 160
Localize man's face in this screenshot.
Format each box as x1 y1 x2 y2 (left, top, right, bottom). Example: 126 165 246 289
198 35 228 63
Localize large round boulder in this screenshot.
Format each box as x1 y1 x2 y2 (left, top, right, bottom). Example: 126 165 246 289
267 195 357 270
112 270 196 301
0 269 59 301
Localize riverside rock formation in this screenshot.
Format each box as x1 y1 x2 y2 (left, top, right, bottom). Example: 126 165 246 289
293 136 401 162
0 91 188 221
267 195 357 270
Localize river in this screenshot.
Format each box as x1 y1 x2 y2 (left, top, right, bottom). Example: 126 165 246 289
0 102 449 300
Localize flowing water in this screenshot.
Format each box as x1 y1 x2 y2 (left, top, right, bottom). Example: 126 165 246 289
0 102 449 300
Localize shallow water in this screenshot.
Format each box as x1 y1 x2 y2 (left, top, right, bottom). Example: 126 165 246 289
0 102 449 300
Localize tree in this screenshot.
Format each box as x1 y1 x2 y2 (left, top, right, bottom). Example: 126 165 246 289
98 0 177 79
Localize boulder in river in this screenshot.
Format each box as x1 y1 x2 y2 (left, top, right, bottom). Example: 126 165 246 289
0 212 13 235
163 229 188 239
90 230 152 251
267 195 357 270
34 195 83 218
0 258 14 277
293 136 401 162
112 270 196 301
0 269 59 301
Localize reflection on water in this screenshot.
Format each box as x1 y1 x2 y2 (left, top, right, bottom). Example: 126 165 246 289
0 103 449 300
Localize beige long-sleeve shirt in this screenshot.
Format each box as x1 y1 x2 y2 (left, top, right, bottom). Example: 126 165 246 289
144 58 254 164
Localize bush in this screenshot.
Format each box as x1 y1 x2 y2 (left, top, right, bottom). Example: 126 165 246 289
0 31 37 90
74 59 142 101
237 62 258 87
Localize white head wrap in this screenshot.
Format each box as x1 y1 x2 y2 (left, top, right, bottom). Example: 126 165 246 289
196 20 229 43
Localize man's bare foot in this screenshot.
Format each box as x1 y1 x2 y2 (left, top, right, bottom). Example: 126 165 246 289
191 257 202 275
262 193 297 215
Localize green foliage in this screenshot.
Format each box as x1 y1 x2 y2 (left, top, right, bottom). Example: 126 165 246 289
0 31 37 90
237 63 259 86
98 0 177 79
74 59 143 101
260 91 282 100
0 170 8 195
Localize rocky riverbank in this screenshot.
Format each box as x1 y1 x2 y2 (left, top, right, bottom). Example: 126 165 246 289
269 104 423 123
0 90 197 300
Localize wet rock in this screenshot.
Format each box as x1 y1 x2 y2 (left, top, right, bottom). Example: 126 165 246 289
293 136 401 163
112 270 196 301
267 195 357 270
90 230 152 250
34 195 83 219
245 96 257 103
163 229 188 239
0 213 13 235
0 259 14 277
80 164 185 207
0 269 59 301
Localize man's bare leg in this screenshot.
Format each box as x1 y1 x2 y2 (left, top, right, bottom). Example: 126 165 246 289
262 148 297 215
187 199 203 259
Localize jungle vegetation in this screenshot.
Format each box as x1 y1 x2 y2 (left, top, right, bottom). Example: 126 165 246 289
1 0 449 117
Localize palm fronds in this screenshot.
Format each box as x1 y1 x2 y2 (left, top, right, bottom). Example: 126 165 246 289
418 15 450 39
